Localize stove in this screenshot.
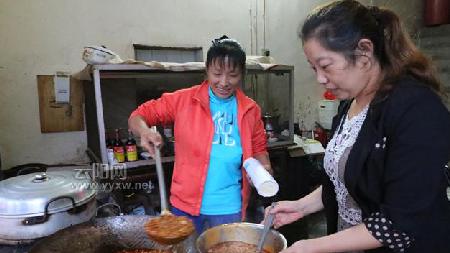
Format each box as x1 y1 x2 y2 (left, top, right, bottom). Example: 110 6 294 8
0 165 161 253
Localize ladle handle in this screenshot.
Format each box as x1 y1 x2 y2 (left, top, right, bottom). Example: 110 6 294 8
152 126 169 213
257 203 276 253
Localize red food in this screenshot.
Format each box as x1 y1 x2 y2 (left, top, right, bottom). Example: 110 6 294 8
207 241 271 253
116 250 171 253
144 215 195 244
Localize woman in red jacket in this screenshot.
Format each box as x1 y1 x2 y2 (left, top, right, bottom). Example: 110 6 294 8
129 35 272 234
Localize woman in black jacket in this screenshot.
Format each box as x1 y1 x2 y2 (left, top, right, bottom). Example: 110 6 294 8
265 1 450 252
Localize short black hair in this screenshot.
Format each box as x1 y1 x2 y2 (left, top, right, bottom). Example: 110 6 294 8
206 35 246 73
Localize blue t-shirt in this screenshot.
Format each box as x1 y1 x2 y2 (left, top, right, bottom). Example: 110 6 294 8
200 88 243 215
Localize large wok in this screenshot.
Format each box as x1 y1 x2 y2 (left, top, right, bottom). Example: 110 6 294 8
29 215 197 253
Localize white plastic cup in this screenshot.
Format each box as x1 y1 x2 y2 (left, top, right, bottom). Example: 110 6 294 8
243 157 279 197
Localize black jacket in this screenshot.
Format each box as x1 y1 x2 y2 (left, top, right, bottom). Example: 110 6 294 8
322 76 450 253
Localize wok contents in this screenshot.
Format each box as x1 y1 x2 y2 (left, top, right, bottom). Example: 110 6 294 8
144 215 195 244
116 250 171 253
207 241 271 253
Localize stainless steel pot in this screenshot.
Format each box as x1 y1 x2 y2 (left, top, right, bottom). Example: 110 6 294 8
196 222 287 253
0 170 96 244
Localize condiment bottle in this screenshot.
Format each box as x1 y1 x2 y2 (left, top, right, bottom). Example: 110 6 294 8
125 129 138 162
113 129 125 163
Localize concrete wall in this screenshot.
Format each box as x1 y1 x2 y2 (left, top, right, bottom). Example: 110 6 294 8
373 0 423 35
0 0 423 169
0 0 254 169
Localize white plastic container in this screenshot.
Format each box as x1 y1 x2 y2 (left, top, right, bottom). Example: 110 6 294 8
318 100 339 130
243 158 279 197
106 147 117 165
82 46 123 65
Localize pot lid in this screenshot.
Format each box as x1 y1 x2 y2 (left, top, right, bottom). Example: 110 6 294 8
0 170 96 216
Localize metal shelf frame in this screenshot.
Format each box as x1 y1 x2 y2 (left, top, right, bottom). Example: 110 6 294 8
86 64 294 167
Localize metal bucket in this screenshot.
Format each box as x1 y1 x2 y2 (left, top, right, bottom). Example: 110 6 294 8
196 222 287 253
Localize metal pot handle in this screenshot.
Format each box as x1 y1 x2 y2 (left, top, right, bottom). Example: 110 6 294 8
22 195 76 226
16 166 47 176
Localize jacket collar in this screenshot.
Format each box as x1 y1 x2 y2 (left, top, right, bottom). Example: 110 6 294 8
192 80 255 115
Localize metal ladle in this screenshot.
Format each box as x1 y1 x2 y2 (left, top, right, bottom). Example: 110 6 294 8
257 203 276 253
144 126 194 245
153 133 169 215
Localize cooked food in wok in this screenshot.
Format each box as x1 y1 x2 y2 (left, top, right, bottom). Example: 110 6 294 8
116 250 171 253
144 215 195 244
206 241 270 253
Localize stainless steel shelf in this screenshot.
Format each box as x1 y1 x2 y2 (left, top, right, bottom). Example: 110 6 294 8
123 156 175 169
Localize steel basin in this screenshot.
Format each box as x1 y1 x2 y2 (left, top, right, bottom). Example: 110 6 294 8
196 222 287 253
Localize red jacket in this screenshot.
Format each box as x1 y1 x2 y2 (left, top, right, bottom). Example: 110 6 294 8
130 81 268 218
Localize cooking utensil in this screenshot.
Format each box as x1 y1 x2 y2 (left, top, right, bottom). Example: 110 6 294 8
153 135 169 215
144 127 195 245
0 169 96 244
196 222 287 253
29 215 196 253
257 203 276 253
144 214 195 245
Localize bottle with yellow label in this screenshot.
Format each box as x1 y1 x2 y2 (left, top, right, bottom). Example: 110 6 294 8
125 129 138 162
113 129 125 163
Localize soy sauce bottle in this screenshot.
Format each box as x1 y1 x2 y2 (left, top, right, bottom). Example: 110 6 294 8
125 129 138 162
113 129 125 163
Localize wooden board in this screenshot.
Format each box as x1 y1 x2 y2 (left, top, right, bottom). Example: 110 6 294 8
37 75 84 133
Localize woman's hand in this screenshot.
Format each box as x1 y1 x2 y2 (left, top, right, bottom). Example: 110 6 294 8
263 200 307 229
280 240 317 253
128 115 164 158
262 187 324 229
139 127 163 157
